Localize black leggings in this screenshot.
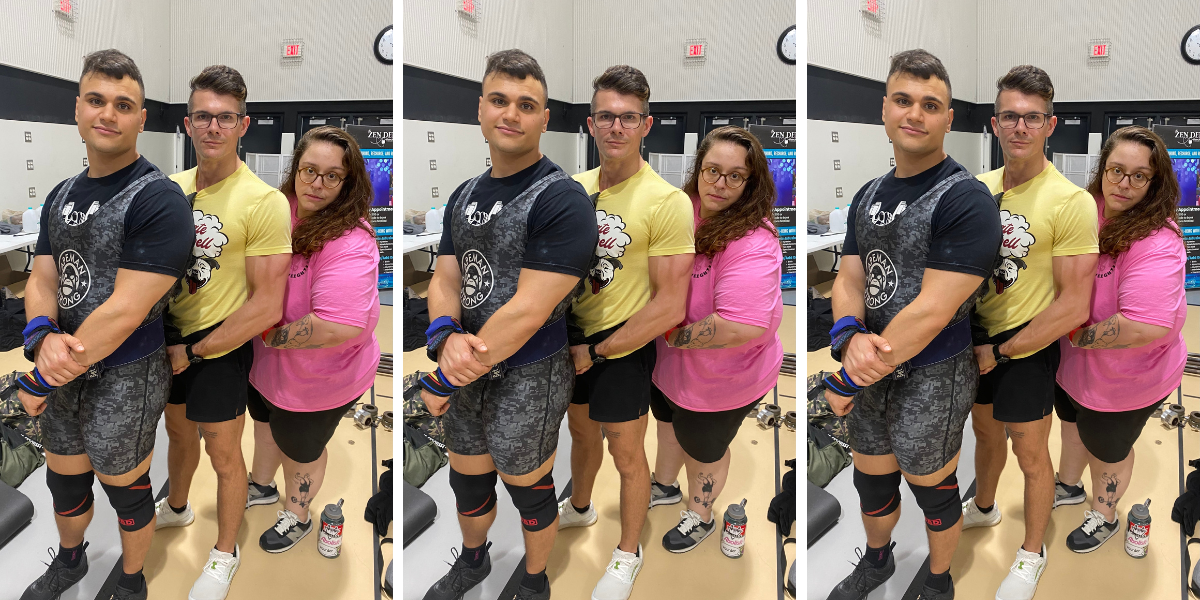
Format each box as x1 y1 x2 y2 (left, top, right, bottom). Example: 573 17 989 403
1053 384 1165 464
649 385 762 463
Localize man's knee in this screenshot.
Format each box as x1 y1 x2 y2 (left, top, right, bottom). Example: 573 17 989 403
908 471 962 532
449 468 498 517
204 437 246 474
853 468 901 518
503 472 557 532
99 472 155 532
47 468 95 517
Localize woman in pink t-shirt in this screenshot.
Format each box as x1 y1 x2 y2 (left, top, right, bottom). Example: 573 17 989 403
649 127 784 553
1054 126 1186 553
245 127 381 553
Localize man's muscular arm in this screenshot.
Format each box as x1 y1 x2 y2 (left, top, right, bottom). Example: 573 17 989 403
427 256 490 387
830 255 893 386
876 268 986 366
189 253 290 357
25 255 85 387
995 253 1096 359
474 269 585 364
591 253 692 358
70 268 181 365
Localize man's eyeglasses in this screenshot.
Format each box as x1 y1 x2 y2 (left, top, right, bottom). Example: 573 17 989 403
592 112 647 129
995 111 1051 130
1103 166 1151 189
699 166 748 189
189 112 245 130
297 167 345 188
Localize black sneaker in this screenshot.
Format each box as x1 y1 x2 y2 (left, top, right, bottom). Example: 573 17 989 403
259 510 313 553
246 474 280 508
913 574 954 599
826 542 896 600
106 581 148 600
423 542 493 600
1053 475 1086 508
509 583 550 600
662 509 716 553
20 544 90 600
1067 509 1120 553
650 475 682 507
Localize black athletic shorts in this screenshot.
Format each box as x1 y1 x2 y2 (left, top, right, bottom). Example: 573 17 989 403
1053 385 1166 464
975 325 1060 423
168 334 254 423
649 385 762 463
571 325 656 423
247 385 358 463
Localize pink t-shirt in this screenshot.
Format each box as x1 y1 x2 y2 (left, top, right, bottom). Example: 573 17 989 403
652 199 784 412
1056 196 1187 412
250 198 381 412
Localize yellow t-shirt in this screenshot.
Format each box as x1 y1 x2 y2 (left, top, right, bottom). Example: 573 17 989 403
168 163 292 356
976 163 1098 358
571 163 695 358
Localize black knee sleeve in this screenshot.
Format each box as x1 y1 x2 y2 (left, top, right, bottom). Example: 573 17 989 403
46 469 95 518
503 472 557 532
908 471 962 532
853 468 902 518
449 468 498 517
99 472 154 532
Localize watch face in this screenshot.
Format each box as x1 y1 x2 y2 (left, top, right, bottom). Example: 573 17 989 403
1185 26 1200 64
375 26 394 64
777 25 797 65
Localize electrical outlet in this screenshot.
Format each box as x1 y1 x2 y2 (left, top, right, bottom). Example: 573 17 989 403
831 131 839 142
889 158 895 167
83 158 88 167
28 187 36 198
427 131 435 142
833 159 841 170
429 160 437 170
485 158 491 167
26 160 33 170
836 187 844 198
432 187 439 198
24 132 31 143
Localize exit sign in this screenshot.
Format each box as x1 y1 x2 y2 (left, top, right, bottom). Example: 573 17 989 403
862 0 883 19
459 0 479 19
686 43 705 58
1091 43 1109 57
281 40 304 61
1089 39 1112 61
54 0 74 19
284 43 302 57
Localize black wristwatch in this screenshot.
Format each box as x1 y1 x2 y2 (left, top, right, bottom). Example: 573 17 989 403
588 344 607 365
185 344 203 364
992 344 1010 365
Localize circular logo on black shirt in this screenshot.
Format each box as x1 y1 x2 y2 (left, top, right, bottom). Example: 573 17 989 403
460 249 494 309
57 249 91 309
864 249 897 309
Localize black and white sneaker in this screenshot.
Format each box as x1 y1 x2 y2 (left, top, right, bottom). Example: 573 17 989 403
649 474 682 507
913 574 954 600
259 510 312 553
1066 509 1120 553
826 542 896 600
246 474 280 508
1053 474 1086 508
20 545 89 600
662 510 716 553
424 542 493 600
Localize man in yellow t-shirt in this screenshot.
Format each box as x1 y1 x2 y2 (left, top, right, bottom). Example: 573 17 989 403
155 66 292 600
555 66 694 600
962 66 1098 600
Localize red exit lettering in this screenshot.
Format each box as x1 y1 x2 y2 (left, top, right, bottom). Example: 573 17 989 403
59 0 71 13
286 44 301 57
865 0 879 14
1092 44 1108 57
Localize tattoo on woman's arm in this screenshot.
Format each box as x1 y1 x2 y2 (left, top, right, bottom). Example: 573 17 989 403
269 314 321 349
673 314 725 349
1076 314 1129 349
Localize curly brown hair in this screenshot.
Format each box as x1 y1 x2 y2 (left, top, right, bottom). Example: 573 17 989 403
1086 126 1181 257
281 126 375 258
682 126 777 256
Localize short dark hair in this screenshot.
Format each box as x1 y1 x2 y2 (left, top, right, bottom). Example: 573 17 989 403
483 49 548 102
591 65 651 114
996 65 1054 114
887 49 952 102
80 49 145 105
188 65 248 114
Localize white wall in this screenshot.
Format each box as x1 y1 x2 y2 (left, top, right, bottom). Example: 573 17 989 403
572 0 796 103
0 0 172 102
976 0 1200 102
807 0 979 102
403 0 575 103
170 0 392 104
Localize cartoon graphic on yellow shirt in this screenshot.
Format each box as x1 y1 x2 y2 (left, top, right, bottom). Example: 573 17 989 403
994 210 1035 294
590 210 631 294
185 208 229 294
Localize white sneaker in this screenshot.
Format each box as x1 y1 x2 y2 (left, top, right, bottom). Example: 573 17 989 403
591 544 643 600
188 544 240 600
154 498 194 530
961 496 1002 530
995 544 1047 600
557 498 598 529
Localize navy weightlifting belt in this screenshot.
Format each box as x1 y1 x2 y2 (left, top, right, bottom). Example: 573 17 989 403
888 317 971 381
486 315 567 380
80 315 165 380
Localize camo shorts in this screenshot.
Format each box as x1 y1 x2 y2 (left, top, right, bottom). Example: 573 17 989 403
845 349 977 476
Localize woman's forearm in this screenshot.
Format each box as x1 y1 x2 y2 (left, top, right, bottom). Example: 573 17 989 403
265 313 363 349
667 313 766 350
1071 312 1171 350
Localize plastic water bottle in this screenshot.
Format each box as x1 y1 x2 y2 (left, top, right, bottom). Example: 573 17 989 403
317 498 345 558
720 498 748 558
22 207 38 234
1125 498 1151 558
425 206 442 234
